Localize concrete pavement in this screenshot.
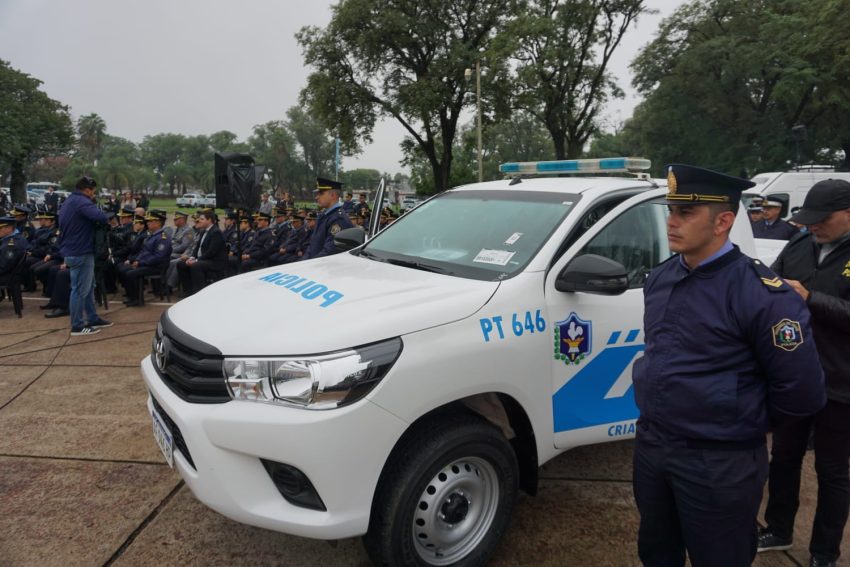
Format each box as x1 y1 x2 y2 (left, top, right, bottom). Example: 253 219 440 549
0 294 842 566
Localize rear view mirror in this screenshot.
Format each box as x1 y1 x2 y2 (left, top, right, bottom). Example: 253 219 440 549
556 254 629 295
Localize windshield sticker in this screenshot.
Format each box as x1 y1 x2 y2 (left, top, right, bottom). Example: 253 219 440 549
473 249 516 266
504 232 523 245
257 272 344 308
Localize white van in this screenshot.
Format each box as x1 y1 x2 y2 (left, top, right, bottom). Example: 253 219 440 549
141 158 760 566
742 165 850 218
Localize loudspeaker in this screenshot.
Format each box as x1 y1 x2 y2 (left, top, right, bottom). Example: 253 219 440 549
214 152 263 211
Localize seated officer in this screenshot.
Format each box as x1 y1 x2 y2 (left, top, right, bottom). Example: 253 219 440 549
304 177 353 260
269 211 308 265
23 212 59 291
119 210 172 306
633 164 826 567
240 211 275 271
0 215 27 282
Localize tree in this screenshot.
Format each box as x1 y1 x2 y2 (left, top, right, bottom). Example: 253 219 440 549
507 0 649 159
77 113 107 165
298 0 514 193
339 168 381 191
140 133 186 195
286 106 335 192
248 121 300 197
0 59 74 202
625 0 850 176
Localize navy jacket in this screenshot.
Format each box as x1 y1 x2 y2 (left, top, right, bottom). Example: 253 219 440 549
135 228 172 268
304 204 353 259
58 191 108 257
752 219 798 240
0 233 28 276
634 245 825 445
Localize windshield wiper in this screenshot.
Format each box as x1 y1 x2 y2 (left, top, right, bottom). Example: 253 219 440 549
357 249 386 262
385 258 450 274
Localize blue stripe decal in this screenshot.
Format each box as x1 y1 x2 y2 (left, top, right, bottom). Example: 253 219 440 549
625 329 640 343
607 331 621 345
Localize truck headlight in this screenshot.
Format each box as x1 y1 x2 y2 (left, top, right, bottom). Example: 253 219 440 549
222 338 402 409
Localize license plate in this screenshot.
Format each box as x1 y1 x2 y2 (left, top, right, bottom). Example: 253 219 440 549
150 403 174 468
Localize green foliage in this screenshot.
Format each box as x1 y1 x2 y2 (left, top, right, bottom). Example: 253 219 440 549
298 0 514 193
76 113 107 164
0 59 74 201
507 0 650 159
623 0 850 176
339 168 382 192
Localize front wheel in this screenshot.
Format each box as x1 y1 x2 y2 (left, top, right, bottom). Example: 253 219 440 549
363 414 519 566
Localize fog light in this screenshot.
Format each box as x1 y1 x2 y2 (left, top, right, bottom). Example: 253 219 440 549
260 459 326 511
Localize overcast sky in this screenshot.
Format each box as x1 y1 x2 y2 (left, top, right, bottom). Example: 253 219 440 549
0 0 684 174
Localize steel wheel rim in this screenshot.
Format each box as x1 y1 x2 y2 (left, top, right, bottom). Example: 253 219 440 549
411 456 500 565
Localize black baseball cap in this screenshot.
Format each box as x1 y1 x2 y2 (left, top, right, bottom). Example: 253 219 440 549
789 179 850 225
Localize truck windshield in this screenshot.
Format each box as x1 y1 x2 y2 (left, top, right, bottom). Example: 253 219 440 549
360 189 579 281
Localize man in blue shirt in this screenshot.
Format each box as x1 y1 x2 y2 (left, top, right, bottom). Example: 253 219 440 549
57 177 112 336
304 177 353 260
633 164 826 567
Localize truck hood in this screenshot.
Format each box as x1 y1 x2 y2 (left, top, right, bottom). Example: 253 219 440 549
167 253 499 354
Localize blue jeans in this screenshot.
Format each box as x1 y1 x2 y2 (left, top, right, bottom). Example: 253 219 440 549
65 254 97 330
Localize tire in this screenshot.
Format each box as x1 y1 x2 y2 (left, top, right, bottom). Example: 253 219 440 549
363 413 519 567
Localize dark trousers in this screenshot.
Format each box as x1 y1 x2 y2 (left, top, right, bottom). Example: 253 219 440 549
119 265 161 299
176 260 223 297
764 399 850 562
633 440 768 567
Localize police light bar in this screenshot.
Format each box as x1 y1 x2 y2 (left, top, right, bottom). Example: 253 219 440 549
499 157 651 176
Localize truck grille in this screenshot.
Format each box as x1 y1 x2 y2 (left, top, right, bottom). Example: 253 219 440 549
152 312 230 404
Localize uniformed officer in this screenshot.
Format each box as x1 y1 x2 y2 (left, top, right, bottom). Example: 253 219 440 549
752 198 799 239
0 215 28 281
22 212 59 291
304 177 353 260
633 164 826 567
12 205 34 242
240 212 275 271
119 210 172 306
164 210 195 291
269 211 308 265
757 179 850 567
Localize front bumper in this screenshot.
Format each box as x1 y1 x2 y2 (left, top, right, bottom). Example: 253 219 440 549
141 355 409 539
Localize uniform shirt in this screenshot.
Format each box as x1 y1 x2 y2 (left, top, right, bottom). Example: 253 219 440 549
135 228 172 268
245 226 275 261
29 226 58 258
304 204 353 259
170 224 195 258
635 244 825 446
0 233 28 275
771 231 850 403
751 218 799 240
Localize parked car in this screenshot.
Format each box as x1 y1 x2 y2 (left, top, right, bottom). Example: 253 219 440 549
176 193 203 207
201 193 217 208
742 165 850 219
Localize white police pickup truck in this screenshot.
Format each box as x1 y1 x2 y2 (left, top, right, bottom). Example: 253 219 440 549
141 158 760 566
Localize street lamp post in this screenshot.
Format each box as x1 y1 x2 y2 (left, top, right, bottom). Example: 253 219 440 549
465 54 484 183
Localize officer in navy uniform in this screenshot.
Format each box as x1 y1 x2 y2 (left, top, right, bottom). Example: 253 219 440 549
304 177 353 260
751 198 799 240
119 210 172 306
12 205 34 242
22 212 59 291
240 211 275 271
0 215 28 282
632 164 826 567
269 211 308 265
757 179 850 567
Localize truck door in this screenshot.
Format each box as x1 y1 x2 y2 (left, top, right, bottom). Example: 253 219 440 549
545 191 672 449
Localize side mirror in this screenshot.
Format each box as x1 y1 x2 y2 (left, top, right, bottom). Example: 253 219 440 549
556 254 629 295
334 227 366 252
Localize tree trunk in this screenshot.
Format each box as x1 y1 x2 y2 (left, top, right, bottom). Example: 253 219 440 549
552 131 567 160
10 158 27 204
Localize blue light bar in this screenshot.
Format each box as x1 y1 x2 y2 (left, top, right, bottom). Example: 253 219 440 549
499 157 651 176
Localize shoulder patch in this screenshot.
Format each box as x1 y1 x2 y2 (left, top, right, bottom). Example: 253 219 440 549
749 259 788 292
772 319 804 351
161 233 167 239
330 223 342 235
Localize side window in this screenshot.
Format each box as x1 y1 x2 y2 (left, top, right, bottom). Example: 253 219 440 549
766 192 790 218
577 201 672 288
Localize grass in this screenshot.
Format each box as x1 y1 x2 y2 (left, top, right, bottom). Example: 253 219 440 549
145 198 317 214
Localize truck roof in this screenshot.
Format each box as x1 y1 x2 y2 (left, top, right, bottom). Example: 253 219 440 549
450 175 661 197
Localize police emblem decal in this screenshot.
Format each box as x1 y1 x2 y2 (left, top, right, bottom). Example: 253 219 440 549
554 312 592 365
772 318 803 351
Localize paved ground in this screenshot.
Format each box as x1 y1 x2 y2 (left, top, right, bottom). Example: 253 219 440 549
0 293 844 566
